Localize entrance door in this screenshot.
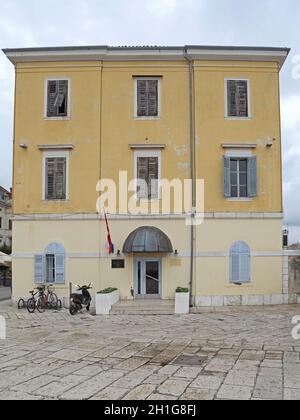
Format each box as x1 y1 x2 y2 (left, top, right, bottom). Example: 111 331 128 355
134 259 161 299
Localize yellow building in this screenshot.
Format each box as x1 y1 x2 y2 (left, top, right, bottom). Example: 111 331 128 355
3 45 291 308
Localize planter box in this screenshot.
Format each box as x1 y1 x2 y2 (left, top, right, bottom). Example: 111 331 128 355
96 290 119 315
175 292 190 314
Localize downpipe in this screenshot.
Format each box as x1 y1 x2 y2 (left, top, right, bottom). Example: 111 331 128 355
184 49 196 308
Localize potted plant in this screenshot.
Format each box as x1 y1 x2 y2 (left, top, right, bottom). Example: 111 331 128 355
96 288 119 315
175 287 190 314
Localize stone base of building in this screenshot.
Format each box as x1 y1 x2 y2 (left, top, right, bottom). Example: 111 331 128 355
195 293 300 307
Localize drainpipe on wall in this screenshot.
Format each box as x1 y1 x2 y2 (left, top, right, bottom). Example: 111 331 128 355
184 48 196 307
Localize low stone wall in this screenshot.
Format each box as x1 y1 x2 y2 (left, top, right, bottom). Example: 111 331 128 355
195 293 300 307
289 255 300 294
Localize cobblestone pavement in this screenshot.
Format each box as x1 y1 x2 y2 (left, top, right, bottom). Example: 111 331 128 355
0 301 300 400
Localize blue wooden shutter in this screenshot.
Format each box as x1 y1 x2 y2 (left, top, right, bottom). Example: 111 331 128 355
55 254 65 284
248 156 258 197
223 156 231 197
230 242 251 283
34 254 45 284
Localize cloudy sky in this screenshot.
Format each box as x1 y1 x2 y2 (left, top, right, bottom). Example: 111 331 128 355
0 0 300 242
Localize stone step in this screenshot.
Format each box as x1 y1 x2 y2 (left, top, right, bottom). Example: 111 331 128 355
110 300 175 315
110 308 175 315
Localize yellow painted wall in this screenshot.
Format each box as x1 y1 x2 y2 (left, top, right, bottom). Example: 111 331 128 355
194 61 282 213
12 218 283 301
13 60 282 215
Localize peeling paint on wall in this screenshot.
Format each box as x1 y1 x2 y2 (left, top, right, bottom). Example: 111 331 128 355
174 145 187 156
178 162 189 171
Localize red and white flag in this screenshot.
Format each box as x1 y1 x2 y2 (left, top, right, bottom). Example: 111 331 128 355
104 211 114 254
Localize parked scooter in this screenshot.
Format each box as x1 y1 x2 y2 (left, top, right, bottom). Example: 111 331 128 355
69 283 93 316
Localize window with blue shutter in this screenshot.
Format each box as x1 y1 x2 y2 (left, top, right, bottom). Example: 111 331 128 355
222 156 258 199
34 243 66 285
230 241 251 283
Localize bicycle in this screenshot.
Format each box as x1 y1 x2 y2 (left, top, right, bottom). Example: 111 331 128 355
38 284 59 309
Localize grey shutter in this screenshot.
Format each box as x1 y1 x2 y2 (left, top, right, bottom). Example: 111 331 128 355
230 254 240 282
34 254 45 284
230 242 251 283
56 80 68 116
55 254 65 284
223 156 231 197
227 80 237 117
148 157 159 199
240 253 251 283
137 80 147 116
137 157 148 199
46 158 55 200
55 158 66 200
247 156 258 197
236 81 248 117
47 81 58 117
147 80 158 117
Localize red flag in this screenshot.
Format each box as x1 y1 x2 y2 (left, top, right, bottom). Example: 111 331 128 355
104 212 114 254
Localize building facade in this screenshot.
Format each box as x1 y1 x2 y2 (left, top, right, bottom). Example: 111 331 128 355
0 186 12 250
4 45 290 306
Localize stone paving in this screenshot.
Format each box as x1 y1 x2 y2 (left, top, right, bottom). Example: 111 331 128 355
0 301 300 400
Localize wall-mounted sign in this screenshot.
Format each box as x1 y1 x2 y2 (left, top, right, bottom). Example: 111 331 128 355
112 259 125 269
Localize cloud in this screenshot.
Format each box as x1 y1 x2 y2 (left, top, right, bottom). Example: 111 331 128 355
281 94 300 130
146 0 178 18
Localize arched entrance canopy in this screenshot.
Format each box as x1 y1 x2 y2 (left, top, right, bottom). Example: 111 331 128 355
122 227 173 254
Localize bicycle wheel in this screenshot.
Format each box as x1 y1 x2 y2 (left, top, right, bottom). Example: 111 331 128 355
18 299 25 310
36 297 46 313
49 292 58 309
27 298 36 313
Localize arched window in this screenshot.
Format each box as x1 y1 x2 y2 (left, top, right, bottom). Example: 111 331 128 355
230 241 251 284
34 243 65 284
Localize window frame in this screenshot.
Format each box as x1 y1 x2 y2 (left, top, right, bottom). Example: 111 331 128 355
134 150 161 201
224 78 251 120
134 77 161 120
229 158 248 199
42 151 70 202
44 78 71 120
224 150 255 201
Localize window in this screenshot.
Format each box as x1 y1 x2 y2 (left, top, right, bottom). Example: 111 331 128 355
0 218 2 229
230 241 251 284
46 79 69 118
223 156 257 199
44 156 67 201
135 151 160 200
8 220 12 231
34 243 65 284
226 79 250 118
135 78 160 118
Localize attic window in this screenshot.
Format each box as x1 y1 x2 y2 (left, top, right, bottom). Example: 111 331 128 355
46 80 69 118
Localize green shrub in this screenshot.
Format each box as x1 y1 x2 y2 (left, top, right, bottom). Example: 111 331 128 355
176 287 189 293
97 287 118 294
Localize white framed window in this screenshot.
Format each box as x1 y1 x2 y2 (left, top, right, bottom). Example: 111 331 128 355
134 77 161 119
44 78 71 119
225 78 251 119
134 150 161 200
42 151 70 201
34 243 65 285
229 241 251 284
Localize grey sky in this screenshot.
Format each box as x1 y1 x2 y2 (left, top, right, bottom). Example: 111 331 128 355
0 0 299 242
